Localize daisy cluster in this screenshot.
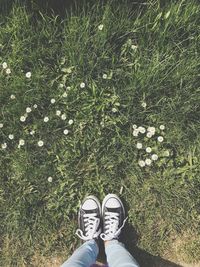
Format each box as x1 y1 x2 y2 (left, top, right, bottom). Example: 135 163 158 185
132 124 169 168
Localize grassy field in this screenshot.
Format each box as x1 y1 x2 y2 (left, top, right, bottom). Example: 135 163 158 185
0 0 200 266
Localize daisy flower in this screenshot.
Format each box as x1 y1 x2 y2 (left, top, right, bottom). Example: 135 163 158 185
98 24 104 31
50 98 56 104
132 124 137 129
147 126 156 133
138 126 146 134
63 129 69 135
26 107 32 113
44 116 49 122
133 129 139 137
62 92 68 98
38 140 44 147
6 68 11 74
141 102 147 108
61 114 67 120
160 125 165 130
8 134 14 140
0 123 3 128
19 139 25 146
151 154 158 161
1 143 7 149
59 83 64 88
145 158 152 166
10 94 16 100
68 119 73 125
26 72 31 78
56 110 61 116
157 136 164 142
136 142 142 149
102 74 108 79
48 176 53 183
80 82 85 88
33 104 37 109
146 132 153 138
2 62 7 69
138 160 145 167
20 116 26 122
146 147 152 153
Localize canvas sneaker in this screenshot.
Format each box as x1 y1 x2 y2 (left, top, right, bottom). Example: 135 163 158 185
100 194 127 241
75 195 101 241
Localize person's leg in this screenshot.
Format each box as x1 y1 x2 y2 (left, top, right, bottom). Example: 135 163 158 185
105 240 139 267
61 239 98 267
100 194 140 267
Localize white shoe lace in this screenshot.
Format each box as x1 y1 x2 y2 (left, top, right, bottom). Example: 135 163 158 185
100 211 128 241
75 213 101 241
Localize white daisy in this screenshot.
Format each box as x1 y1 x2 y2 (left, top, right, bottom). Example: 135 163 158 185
66 86 71 90
47 176 53 183
112 108 117 113
6 68 11 74
2 62 7 69
19 139 25 146
38 140 44 147
25 72 31 78
157 136 164 142
56 110 61 116
33 104 38 109
138 126 146 134
50 98 56 104
151 154 158 161
80 82 85 88
63 129 69 135
145 158 152 166
98 24 104 31
147 126 156 133
160 125 165 130
10 94 16 100
141 102 147 108
164 150 170 157
136 142 142 149
146 132 153 138
1 143 7 149
0 123 3 128
138 160 145 167
61 114 67 120
68 119 73 125
133 129 139 137
20 116 26 122
59 83 64 88
44 116 49 122
8 134 14 140
26 107 32 113
132 124 137 129
62 92 68 98
103 74 108 79
146 147 152 153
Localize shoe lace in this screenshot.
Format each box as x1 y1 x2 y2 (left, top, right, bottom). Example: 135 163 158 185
100 212 128 241
75 213 101 241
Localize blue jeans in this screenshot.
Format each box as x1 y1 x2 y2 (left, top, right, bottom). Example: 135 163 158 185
61 239 139 267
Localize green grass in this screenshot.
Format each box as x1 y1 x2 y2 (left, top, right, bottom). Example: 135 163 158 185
0 1 200 266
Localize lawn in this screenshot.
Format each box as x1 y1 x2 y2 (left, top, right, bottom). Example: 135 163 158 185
0 0 200 266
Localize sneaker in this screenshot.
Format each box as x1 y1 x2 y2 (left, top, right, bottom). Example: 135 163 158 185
100 194 127 241
75 195 101 241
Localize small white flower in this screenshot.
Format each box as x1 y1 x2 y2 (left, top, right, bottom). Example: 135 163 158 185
80 82 85 88
6 68 11 74
61 114 67 120
2 62 7 69
146 147 152 153
19 139 25 146
112 107 118 113
146 132 153 138
164 150 170 157
160 125 165 130
50 98 56 104
30 130 35 135
26 107 32 113
133 129 139 137
48 176 53 183
136 142 142 149
138 160 145 167
0 123 3 128
68 119 73 125
141 102 147 108
147 126 156 133
102 74 108 79
8 134 14 140
132 124 137 129
62 92 68 98
44 116 49 122
1 143 7 149
10 94 16 99
138 126 146 134
33 104 37 109
66 86 71 90
98 24 104 31
56 110 61 116
38 140 44 147
63 129 69 135
59 83 64 88
157 136 164 142
20 116 26 122
152 154 158 161
145 158 152 166
131 44 138 50
25 72 31 78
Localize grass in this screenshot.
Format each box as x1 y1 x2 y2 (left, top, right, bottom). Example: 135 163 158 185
0 0 200 266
